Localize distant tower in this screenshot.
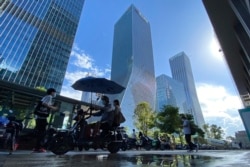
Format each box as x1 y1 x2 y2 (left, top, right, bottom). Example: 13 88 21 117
156 74 187 113
111 5 156 130
0 0 85 92
169 52 205 127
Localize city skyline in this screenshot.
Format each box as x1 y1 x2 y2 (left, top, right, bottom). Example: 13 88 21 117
60 1 244 137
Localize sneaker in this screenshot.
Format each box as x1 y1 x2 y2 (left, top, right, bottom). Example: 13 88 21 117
32 148 39 152
38 148 46 152
14 144 19 151
32 148 46 153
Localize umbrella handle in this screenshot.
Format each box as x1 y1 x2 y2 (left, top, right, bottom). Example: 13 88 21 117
86 107 93 116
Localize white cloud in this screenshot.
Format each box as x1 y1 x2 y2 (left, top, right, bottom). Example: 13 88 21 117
60 44 111 100
196 83 245 137
71 50 94 69
64 71 89 85
60 86 82 100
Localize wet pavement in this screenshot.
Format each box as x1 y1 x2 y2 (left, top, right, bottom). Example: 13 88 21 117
0 149 249 167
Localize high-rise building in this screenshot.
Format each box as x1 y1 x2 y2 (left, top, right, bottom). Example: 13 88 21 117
111 5 156 130
169 52 205 128
156 74 187 113
0 0 85 92
202 0 250 107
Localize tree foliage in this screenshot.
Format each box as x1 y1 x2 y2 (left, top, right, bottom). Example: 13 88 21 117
156 105 181 134
202 123 224 139
210 124 224 139
35 86 46 92
133 102 155 136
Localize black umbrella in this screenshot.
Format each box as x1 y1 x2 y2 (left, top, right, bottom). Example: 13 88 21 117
72 76 125 94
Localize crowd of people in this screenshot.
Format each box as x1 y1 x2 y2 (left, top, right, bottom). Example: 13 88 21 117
32 88 126 153
32 87 198 153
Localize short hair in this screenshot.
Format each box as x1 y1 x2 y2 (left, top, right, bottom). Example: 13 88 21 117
181 115 186 119
47 88 56 95
77 109 84 115
113 99 120 105
101 95 109 103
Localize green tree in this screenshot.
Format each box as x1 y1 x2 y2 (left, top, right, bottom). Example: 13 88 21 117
203 123 211 138
133 102 155 136
35 86 46 92
156 105 181 134
156 105 182 146
210 124 224 139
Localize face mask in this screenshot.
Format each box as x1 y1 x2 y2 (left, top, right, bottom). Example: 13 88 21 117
52 93 56 98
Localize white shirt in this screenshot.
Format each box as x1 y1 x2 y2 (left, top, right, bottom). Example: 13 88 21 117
182 119 191 135
41 95 53 106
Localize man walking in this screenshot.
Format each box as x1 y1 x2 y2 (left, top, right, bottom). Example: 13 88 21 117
33 88 58 152
181 115 197 152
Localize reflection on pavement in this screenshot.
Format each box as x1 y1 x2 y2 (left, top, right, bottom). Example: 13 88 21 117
0 151 245 167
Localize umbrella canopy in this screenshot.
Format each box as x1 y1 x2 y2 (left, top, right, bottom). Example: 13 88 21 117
72 76 125 94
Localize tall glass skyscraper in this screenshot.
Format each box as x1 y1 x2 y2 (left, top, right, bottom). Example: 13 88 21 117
169 52 205 128
111 5 156 130
0 0 84 92
156 74 187 114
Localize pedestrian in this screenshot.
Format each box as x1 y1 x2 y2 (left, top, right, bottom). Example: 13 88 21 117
239 141 242 149
131 129 137 139
33 88 58 152
112 99 125 127
91 95 113 137
181 115 197 152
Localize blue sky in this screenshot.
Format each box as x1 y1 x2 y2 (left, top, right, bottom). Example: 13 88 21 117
60 0 245 137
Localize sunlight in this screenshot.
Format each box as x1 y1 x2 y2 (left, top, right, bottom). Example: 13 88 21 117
209 36 224 61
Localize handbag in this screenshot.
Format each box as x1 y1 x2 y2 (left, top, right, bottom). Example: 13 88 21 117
118 111 126 123
34 101 50 117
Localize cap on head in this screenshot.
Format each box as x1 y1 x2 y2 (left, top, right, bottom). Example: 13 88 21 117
47 88 56 95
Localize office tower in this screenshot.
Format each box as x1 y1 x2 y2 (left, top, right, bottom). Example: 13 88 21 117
202 0 250 107
156 74 187 113
0 0 85 92
169 52 205 128
111 5 156 130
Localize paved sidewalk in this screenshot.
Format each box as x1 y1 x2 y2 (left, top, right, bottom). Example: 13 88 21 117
0 149 249 167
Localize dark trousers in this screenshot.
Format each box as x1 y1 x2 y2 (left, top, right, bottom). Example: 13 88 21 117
185 134 196 150
34 119 48 149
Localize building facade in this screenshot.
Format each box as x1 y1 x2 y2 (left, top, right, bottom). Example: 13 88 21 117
0 0 84 92
169 52 205 128
156 74 187 113
203 0 250 107
235 130 250 148
110 5 156 130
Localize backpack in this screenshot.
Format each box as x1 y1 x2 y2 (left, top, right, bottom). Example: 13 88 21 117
190 123 196 135
34 101 50 117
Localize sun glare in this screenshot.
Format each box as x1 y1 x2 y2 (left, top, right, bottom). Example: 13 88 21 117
210 37 224 61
